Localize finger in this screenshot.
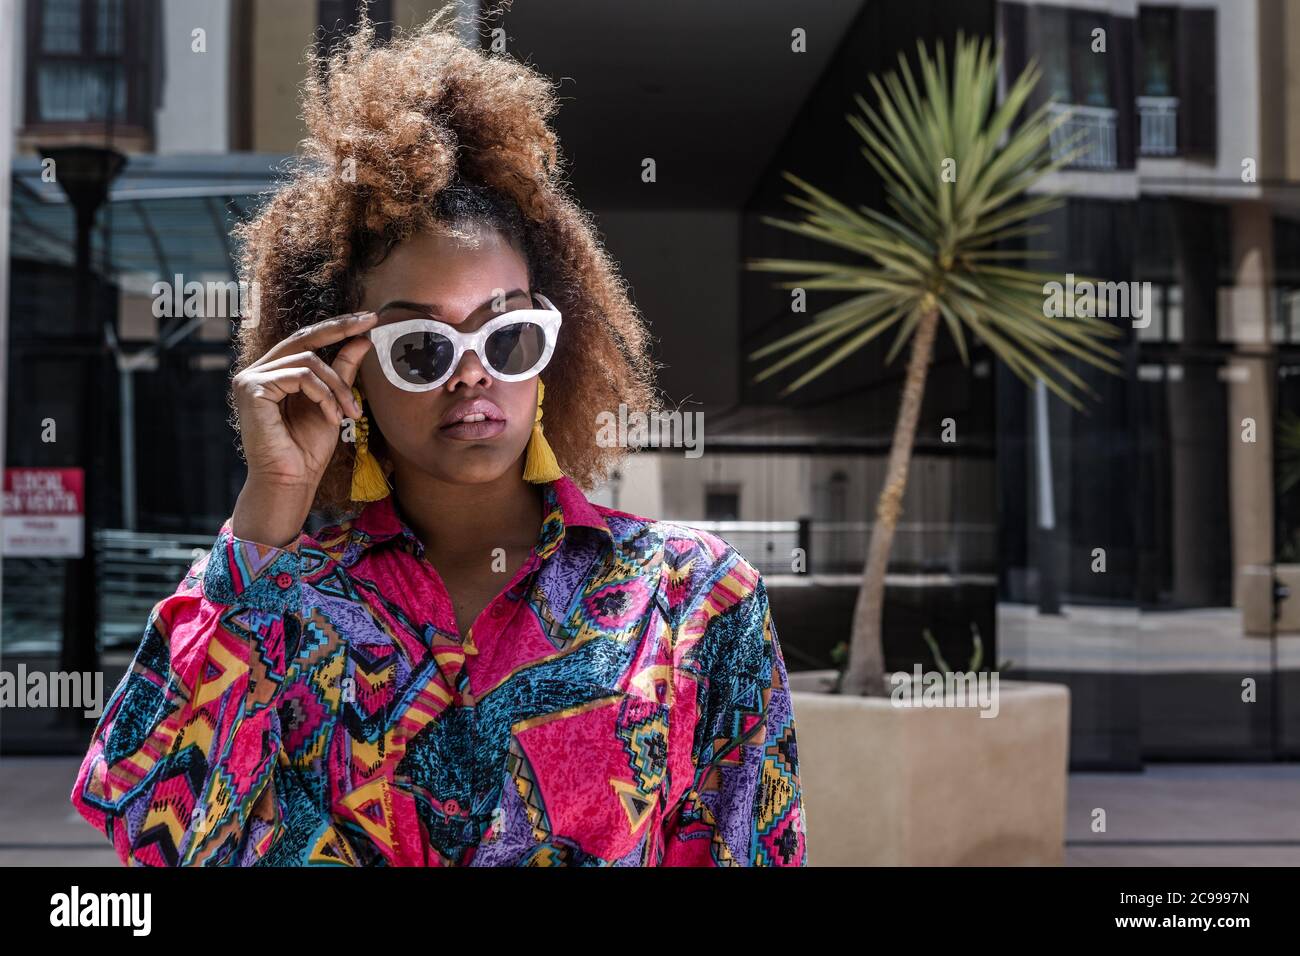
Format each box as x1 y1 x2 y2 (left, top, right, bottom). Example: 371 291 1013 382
251 310 378 369
331 335 374 405
253 350 359 420
247 367 344 426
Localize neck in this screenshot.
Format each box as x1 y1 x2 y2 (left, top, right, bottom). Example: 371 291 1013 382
389 463 545 562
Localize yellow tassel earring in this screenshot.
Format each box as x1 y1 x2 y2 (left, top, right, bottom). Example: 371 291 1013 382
522 378 563 483
349 384 392 502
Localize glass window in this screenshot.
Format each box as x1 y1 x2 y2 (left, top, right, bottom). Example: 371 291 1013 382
41 0 81 54
1276 288 1300 344
95 0 123 55
1165 284 1183 341
1137 285 1165 341
37 61 127 122
705 487 740 521
1074 13 1111 107
26 0 143 128
1139 6 1178 97
1037 6 1071 102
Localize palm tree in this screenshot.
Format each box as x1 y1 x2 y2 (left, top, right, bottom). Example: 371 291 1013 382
1278 411 1300 498
745 34 1123 697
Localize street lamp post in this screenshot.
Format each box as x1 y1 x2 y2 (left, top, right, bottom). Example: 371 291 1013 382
40 145 126 681
1035 378 1062 616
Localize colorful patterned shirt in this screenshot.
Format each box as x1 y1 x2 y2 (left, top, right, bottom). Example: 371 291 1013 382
71 475 809 866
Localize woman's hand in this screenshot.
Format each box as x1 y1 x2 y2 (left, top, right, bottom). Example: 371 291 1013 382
230 310 379 548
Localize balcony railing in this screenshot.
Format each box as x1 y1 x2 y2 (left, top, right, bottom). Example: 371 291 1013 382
2 528 213 654
687 519 997 579
1137 95 1179 156
0 521 999 654
1047 102 1118 170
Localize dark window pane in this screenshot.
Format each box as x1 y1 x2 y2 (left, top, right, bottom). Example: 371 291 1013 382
1072 12 1111 107
41 0 83 54
318 0 393 49
1177 7 1217 157
705 489 740 521
1139 7 1177 96
1036 5 1070 101
37 61 127 122
95 0 124 55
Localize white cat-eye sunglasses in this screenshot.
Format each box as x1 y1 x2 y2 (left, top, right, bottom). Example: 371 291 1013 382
366 291 562 392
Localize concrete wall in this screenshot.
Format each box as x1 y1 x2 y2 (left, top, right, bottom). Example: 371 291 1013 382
1136 0 1264 197
1015 0 1276 201
1285 0 1300 182
155 0 232 154
596 209 740 413
658 452 811 522
652 451 995 525
1 0 14 478
249 0 316 154
7 0 20 153
1226 202 1277 610
1258 0 1300 183
5 0 476 157
247 0 470 153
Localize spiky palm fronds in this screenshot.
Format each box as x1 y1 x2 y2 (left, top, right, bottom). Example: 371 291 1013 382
746 33 1123 408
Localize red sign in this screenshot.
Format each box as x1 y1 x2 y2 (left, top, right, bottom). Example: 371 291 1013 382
3 467 85 557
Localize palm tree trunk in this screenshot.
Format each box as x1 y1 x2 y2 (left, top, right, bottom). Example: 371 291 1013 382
840 307 941 697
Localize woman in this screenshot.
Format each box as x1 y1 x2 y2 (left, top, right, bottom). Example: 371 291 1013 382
70 12 808 867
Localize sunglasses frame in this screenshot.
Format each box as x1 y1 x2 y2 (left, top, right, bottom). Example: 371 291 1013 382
366 291 562 392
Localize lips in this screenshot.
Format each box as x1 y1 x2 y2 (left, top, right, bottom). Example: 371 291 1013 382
439 397 507 441
439 398 506 428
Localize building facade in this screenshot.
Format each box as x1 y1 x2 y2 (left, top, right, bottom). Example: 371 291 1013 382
4 0 1299 765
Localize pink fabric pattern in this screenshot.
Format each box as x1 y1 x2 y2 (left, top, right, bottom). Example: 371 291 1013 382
71 475 808 866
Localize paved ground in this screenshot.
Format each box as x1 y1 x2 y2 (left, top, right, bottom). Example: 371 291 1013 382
3 756 1296 866
1064 763 1300 865
998 603 1300 672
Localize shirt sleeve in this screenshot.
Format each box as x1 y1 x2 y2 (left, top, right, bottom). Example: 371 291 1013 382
660 546 809 866
69 518 304 866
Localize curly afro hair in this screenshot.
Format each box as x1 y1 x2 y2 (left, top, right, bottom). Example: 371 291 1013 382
230 6 660 519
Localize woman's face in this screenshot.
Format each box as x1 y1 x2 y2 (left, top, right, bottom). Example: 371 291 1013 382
355 226 539 486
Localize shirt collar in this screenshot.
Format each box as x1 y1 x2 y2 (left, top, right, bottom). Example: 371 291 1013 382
320 475 613 567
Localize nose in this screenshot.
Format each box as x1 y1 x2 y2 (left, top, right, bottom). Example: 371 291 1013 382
442 347 492 392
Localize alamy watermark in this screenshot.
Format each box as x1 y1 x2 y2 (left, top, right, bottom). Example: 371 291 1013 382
595 404 704 458
1 665 103 718
889 664 1000 718
50 886 151 935
1042 273 1151 329
152 274 259 326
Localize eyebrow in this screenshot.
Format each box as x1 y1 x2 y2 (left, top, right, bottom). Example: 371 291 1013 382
378 288 531 317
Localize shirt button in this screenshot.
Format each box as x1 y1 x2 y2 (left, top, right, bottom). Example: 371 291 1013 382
486 806 506 841
444 799 461 815
275 572 293 589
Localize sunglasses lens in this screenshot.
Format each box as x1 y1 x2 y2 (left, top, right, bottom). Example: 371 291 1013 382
485 321 548 376
389 329 455 385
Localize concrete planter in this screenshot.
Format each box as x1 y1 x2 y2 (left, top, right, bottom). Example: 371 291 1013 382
788 670 1070 866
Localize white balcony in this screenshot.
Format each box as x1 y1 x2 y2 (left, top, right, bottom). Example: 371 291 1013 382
1047 102 1118 171
1138 95 1179 156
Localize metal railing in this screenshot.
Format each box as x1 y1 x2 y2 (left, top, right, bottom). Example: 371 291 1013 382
1 556 65 653
2 528 213 653
96 529 215 648
1 518 998 653
685 519 997 578
1137 96 1178 156
1047 102 1119 170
